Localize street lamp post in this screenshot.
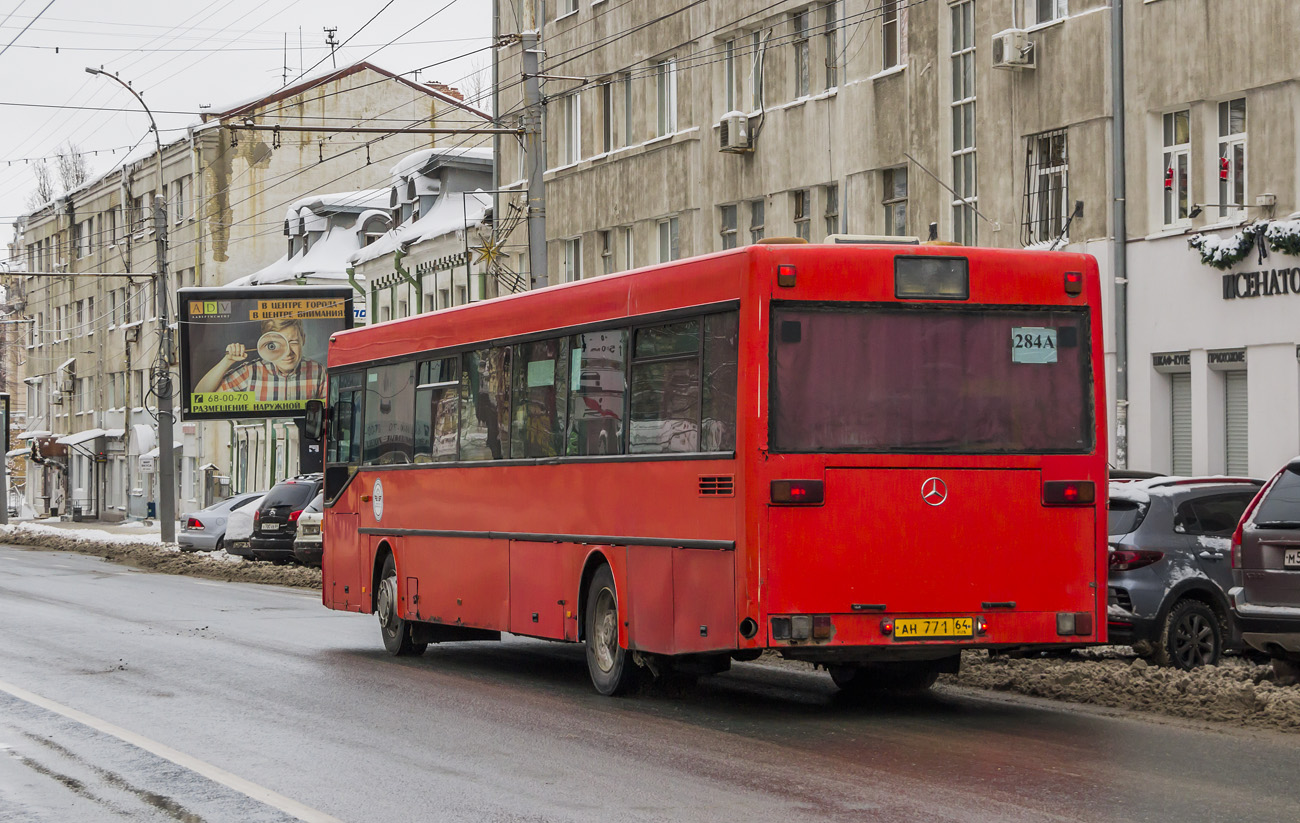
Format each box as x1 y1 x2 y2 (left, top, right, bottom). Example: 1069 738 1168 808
86 67 177 542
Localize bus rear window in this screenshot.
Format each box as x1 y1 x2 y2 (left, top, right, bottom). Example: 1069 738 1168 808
770 304 1092 454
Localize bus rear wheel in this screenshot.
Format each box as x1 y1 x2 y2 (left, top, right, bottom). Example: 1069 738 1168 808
829 661 941 695
377 554 427 657
584 565 636 695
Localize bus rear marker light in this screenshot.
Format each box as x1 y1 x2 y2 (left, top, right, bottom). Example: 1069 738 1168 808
777 265 797 287
879 618 894 636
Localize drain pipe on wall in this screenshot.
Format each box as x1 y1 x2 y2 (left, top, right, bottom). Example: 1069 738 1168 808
1111 0 1129 470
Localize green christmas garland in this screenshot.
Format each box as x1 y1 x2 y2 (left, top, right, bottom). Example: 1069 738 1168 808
1188 224 1264 271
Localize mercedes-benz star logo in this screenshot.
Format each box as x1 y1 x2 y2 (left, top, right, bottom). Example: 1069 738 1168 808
921 477 948 506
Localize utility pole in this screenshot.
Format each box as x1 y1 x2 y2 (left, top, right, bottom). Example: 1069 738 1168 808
521 0 547 288
324 27 339 69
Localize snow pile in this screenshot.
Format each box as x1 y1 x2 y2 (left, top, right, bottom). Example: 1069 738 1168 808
948 650 1300 732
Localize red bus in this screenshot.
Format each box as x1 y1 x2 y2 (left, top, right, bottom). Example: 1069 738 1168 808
311 242 1107 695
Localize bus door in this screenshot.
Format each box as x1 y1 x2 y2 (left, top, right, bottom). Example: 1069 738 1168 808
324 371 366 611
765 302 1099 618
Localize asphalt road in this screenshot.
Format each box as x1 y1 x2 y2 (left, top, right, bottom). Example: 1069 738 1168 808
1 544 1298 823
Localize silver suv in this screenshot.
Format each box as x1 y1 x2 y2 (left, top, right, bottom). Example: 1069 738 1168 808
1230 457 1300 683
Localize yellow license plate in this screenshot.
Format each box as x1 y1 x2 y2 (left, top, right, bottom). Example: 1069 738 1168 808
894 617 974 640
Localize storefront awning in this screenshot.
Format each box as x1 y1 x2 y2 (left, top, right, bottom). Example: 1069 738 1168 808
17 431 52 441
6 448 28 458
140 441 183 460
57 428 107 446
131 423 156 455
103 429 126 439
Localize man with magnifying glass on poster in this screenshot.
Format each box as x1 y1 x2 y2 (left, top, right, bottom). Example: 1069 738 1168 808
194 317 325 401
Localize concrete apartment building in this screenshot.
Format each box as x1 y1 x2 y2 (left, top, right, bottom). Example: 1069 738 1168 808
492 0 1300 477
8 62 489 519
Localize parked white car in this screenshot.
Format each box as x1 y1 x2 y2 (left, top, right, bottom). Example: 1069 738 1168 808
292 493 325 567
224 493 267 560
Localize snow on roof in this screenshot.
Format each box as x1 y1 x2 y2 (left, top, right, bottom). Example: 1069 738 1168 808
349 190 491 268
390 147 494 182
228 215 370 286
285 189 389 220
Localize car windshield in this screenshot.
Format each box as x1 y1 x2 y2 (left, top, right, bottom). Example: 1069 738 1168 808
770 304 1093 453
1108 499 1145 535
263 482 317 508
1256 466 1300 526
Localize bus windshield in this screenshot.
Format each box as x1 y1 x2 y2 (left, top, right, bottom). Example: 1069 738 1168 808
770 303 1093 454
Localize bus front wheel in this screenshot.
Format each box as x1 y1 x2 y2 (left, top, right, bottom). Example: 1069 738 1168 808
377 554 427 657
584 565 636 695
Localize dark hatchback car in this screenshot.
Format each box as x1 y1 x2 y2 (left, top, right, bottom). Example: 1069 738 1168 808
1107 476 1263 668
1230 457 1300 682
250 474 323 563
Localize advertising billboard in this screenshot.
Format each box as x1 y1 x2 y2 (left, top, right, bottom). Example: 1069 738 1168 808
178 286 353 421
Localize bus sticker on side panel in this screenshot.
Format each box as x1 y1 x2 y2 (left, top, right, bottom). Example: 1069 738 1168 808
1012 327 1058 364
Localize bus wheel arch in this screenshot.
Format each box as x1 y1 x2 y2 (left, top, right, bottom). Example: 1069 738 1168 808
582 560 637 695
370 541 394 613
374 544 427 657
576 550 616 643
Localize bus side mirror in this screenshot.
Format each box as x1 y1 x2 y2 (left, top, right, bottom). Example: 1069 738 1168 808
304 399 326 441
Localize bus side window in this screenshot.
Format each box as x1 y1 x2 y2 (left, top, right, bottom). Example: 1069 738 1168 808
327 371 364 465
461 347 512 460
363 363 416 465
629 319 701 454
568 330 628 456
702 312 739 451
511 337 569 458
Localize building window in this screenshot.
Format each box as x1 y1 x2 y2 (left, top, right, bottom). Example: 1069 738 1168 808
824 184 839 237
1218 98 1247 217
751 31 764 110
623 73 633 146
601 81 614 154
724 39 738 112
1170 372 1191 476
622 226 634 270
883 0 901 70
1163 109 1191 225
951 0 977 245
883 167 908 235
600 229 614 274
824 2 839 89
559 0 577 16
561 92 581 165
1225 370 1248 475
792 11 810 98
1023 129 1069 245
658 217 679 262
750 199 765 242
656 58 677 136
398 298 409 319
720 204 738 249
1035 0 1068 24
792 189 811 241
173 176 185 223
564 237 582 282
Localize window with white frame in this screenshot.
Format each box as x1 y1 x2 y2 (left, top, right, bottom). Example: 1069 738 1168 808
824 2 839 89
750 31 764 110
1162 109 1191 225
792 189 811 241
1034 0 1067 25
1023 129 1069 245
656 58 677 136
824 184 839 236
564 237 582 282
883 0 901 70
883 167 908 235
792 11 810 98
623 74 633 146
658 217 679 262
562 92 581 165
750 199 765 242
724 39 738 112
601 81 614 154
600 229 614 274
559 0 577 16
720 204 738 249
1218 98 1246 217
173 176 185 223
622 226 634 270
951 0 977 245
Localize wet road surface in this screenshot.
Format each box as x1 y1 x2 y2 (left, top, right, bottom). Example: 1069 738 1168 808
1 544 1297 822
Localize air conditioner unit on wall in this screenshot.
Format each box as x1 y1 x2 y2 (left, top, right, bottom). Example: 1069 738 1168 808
719 113 751 153
992 29 1035 69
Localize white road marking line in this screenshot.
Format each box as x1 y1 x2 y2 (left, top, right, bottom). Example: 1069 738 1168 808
0 678 343 823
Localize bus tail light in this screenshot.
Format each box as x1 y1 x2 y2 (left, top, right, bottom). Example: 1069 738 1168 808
812 615 833 640
790 615 812 639
771 479 824 505
1042 480 1094 506
777 264 797 287
879 618 894 636
975 616 988 636
771 615 832 641
1064 271 1083 296
1056 612 1095 636
771 617 791 640
1108 549 1164 571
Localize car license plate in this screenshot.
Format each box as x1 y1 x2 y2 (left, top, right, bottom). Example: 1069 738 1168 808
894 617 974 640
1285 549 1300 569
260 523 280 531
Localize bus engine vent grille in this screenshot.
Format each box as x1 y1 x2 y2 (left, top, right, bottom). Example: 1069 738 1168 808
698 475 735 497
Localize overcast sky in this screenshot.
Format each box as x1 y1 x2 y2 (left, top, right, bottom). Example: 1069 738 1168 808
0 0 491 255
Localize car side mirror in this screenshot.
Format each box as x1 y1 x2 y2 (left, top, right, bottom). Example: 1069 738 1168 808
304 399 326 441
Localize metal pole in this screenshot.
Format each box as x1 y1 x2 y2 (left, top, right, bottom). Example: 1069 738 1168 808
1111 0 1129 470
87 66 176 540
521 11 547 289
